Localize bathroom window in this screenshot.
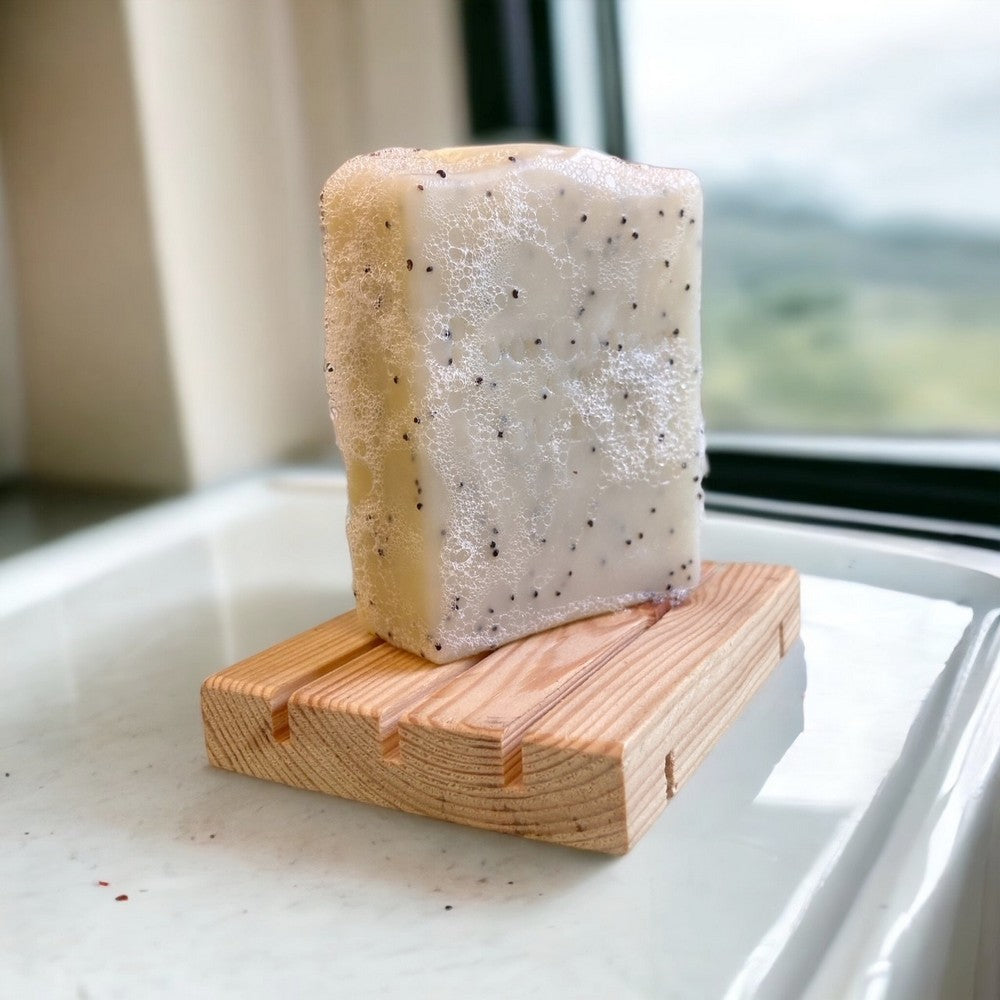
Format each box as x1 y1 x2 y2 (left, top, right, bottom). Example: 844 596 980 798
462 0 999 535
617 0 1000 443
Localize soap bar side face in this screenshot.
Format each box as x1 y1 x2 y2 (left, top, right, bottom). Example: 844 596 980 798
324 145 705 663
322 159 436 643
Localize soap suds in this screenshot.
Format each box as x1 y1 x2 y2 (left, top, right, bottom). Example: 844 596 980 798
323 144 705 662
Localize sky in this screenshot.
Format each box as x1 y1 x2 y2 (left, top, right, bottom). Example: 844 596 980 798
618 0 1000 231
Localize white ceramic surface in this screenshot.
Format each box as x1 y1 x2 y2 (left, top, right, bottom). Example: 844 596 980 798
2 470 998 999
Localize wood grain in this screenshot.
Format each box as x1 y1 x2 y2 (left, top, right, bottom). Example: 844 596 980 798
201 562 800 853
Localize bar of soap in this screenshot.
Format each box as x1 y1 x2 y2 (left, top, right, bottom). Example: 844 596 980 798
322 144 704 663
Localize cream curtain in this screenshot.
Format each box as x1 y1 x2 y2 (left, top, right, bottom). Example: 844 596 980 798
0 0 468 489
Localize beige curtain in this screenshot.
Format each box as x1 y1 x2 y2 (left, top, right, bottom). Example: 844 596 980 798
0 0 468 490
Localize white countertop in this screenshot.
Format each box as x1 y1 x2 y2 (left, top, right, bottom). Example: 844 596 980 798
2 469 998 999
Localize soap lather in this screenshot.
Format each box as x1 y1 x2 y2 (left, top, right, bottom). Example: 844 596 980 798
322 144 705 664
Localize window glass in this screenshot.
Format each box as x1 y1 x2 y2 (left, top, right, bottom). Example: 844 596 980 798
619 0 1000 436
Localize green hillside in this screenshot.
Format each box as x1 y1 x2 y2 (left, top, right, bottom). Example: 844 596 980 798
702 194 1000 434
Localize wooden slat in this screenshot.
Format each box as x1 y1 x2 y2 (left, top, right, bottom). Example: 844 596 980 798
525 563 798 748
399 602 665 787
292 643 482 755
202 609 381 742
200 562 800 853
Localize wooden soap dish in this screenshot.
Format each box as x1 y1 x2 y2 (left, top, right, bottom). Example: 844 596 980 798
201 562 799 854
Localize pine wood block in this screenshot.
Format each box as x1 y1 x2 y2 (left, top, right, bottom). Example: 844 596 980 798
201 562 800 853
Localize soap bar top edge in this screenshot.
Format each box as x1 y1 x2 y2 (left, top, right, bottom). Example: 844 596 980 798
321 144 701 222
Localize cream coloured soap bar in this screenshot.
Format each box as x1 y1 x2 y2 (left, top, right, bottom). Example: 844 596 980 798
322 144 704 663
